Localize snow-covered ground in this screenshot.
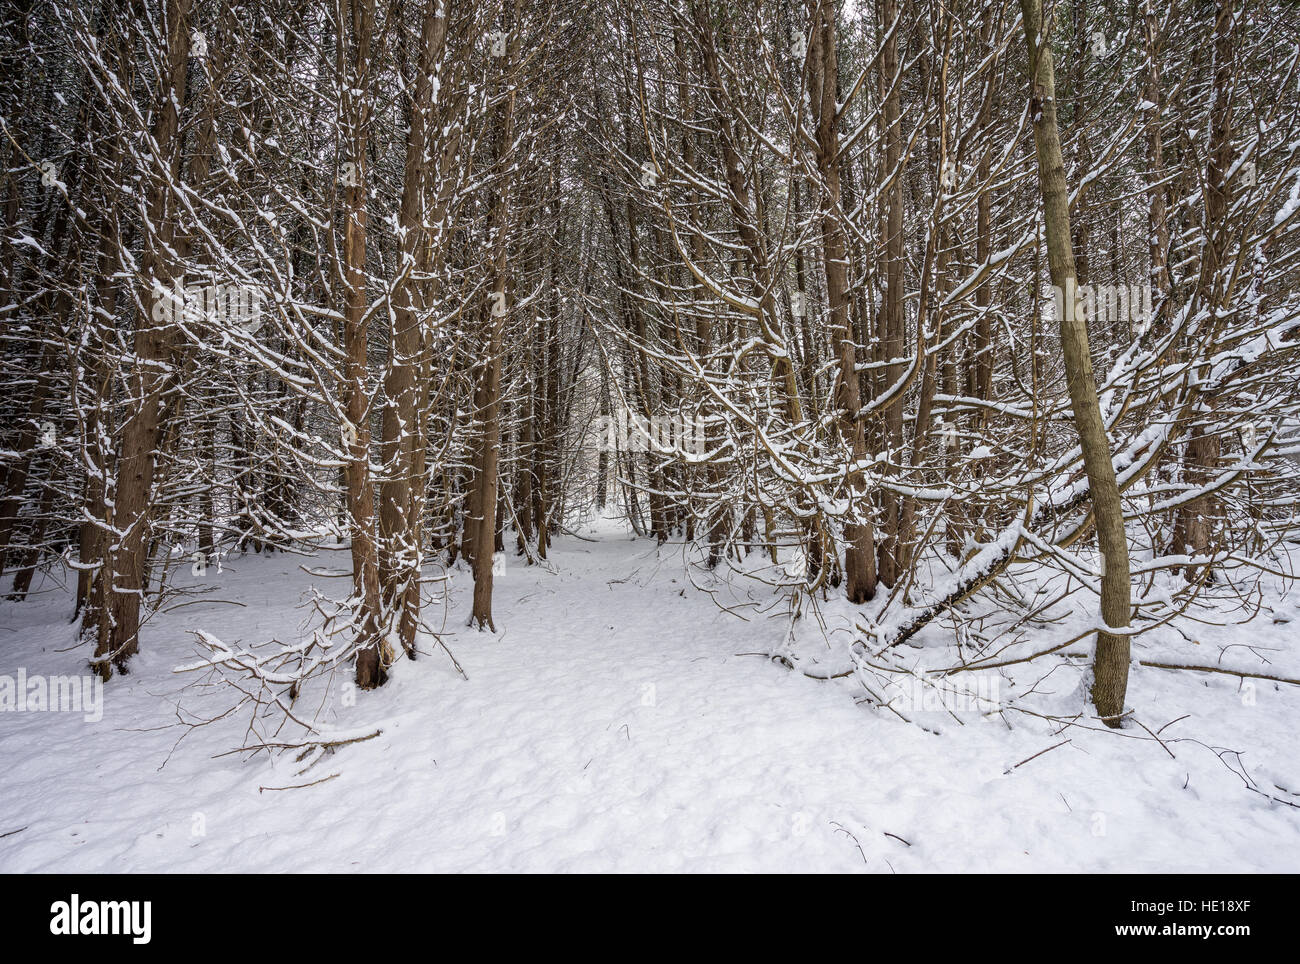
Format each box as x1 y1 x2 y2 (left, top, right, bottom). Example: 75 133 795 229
1 520 1297 872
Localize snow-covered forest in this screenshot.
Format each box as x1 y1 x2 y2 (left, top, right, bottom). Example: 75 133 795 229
1 0 1299 874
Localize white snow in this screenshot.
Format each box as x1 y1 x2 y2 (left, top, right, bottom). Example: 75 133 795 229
0 520 1297 872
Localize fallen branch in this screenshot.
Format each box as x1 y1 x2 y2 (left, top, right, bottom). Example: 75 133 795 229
258 773 340 793
1007 738 1072 772
1134 661 1300 687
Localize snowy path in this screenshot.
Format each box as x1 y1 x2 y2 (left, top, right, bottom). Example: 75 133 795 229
1 524 1298 872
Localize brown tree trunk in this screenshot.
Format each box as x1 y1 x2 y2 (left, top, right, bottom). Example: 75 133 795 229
96 0 193 678
341 0 386 688
378 0 448 658
1021 0 1132 726
0 338 58 577
1143 0 1170 316
877 0 906 587
9 466 56 600
1172 1 1233 579
806 1 875 602
470 1 521 630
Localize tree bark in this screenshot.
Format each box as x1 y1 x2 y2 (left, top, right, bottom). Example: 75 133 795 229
96 0 194 678
806 1 875 601
1020 0 1132 725
340 0 387 688
469 0 521 630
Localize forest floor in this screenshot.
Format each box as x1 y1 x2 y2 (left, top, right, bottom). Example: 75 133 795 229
1 519 1298 872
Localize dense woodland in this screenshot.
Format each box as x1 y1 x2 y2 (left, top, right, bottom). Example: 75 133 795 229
1 0 1298 730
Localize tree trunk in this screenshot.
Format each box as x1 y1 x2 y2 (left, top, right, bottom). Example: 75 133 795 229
877 0 906 587
341 0 387 688
470 1 520 630
1020 0 1132 726
96 0 193 679
1171 0 1233 579
379 0 448 658
806 1 875 601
